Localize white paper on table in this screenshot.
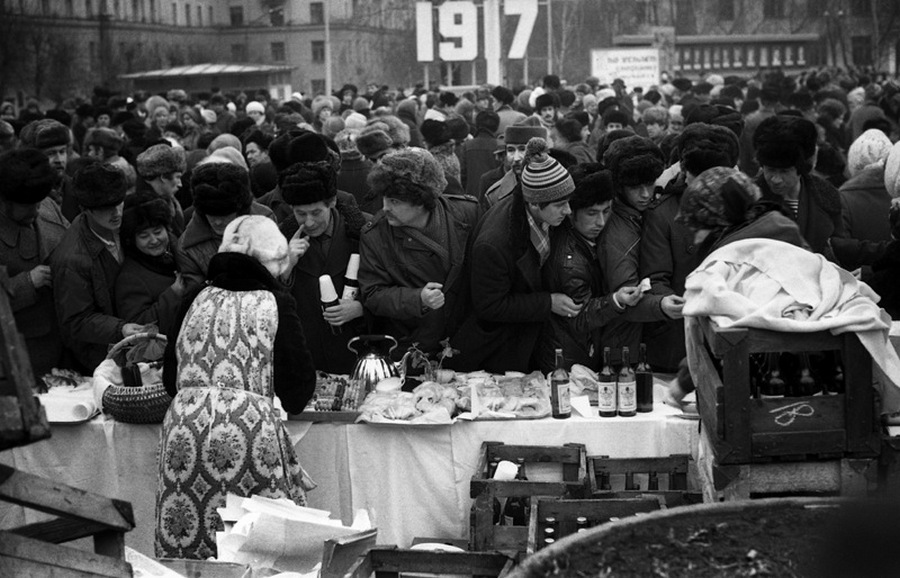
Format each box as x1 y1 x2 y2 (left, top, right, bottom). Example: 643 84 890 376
217 494 372 573
124 546 185 578
570 395 594 418
38 382 99 423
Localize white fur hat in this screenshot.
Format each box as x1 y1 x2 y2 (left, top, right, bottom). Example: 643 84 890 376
848 129 892 178
884 141 900 198
219 215 291 279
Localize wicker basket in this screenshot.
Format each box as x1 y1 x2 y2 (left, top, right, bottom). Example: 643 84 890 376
95 332 172 424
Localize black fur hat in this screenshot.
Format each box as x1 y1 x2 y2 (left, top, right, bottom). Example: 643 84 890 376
281 161 337 206
0 148 56 205
73 160 127 209
603 135 665 188
753 115 817 174
190 162 252 217
121 191 172 247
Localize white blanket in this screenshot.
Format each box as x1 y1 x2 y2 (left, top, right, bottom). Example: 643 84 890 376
683 238 900 413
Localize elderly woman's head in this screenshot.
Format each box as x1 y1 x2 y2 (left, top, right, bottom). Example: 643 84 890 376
677 166 761 244
218 215 291 279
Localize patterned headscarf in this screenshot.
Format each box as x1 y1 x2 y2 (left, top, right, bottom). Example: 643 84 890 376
677 167 761 232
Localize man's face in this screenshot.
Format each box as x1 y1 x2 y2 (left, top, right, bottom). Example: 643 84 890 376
248 109 265 125
244 142 269 168
505 143 528 175
605 122 624 131
383 196 428 228
317 107 333 123
85 202 124 234
669 115 684 133
97 114 111 128
150 171 182 198
761 165 801 197
476 97 492 112
0 200 40 226
572 201 612 240
622 183 654 212
646 122 666 139
87 144 107 160
152 107 170 128
539 106 556 123
43 144 67 177
206 212 238 236
291 199 335 238
531 199 571 228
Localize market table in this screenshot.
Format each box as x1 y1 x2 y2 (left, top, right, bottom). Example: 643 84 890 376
0 397 698 557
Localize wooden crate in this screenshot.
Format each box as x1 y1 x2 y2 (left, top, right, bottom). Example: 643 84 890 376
525 497 662 554
697 425 876 501
878 430 900 495
345 546 515 578
692 318 880 465
587 454 702 507
469 442 589 552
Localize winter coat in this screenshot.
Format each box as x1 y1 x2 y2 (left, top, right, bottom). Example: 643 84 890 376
459 132 500 198
738 108 776 177
535 221 624 372
482 169 518 211
868 241 900 320
280 197 368 374
397 106 425 149
175 201 275 291
0 198 69 376
838 165 892 242
337 155 377 214
359 195 480 358
638 176 703 371
114 248 180 336
756 172 844 261
450 191 554 373
51 214 125 373
557 140 595 165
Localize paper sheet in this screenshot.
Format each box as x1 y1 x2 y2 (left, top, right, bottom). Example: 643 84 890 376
38 382 99 423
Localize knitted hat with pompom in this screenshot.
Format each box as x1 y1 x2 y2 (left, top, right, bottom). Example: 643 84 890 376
520 137 575 204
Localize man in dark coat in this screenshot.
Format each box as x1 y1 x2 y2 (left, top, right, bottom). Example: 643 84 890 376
459 110 500 199
451 137 582 373
359 148 481 358
482 124 548 210
0 148 70 376
279 160 368 374
51 161 144 373
334 129 374 213
19 119 80 222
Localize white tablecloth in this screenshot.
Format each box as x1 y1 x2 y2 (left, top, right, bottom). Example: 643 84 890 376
0 399 698 556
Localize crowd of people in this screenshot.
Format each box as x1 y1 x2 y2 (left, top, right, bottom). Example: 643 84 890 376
3 66 900 558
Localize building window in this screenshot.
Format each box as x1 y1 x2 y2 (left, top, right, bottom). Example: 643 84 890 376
208 5 212 24
852 35 872 65
86 0 93 17
185 3 191 25
231 43 247 62
170 2 176 24
718 0 734 20
66 0 74 16
850 0 871 17
763 0 785 18
229 5 243 26
311 40 325 63
310 1 324 24
271 42 286 62
311 79 326 95
197 5 201 25
150 0 156 22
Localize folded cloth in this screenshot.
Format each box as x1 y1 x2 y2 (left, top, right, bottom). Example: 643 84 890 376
683 238 900 414
38 382 98 422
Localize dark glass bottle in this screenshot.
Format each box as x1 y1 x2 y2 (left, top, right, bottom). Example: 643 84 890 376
636 343 654 412
502 459 529 526
798 353 817 397
550 349 571 419
617 347 636 417
761 353 785 397
598 347 617 417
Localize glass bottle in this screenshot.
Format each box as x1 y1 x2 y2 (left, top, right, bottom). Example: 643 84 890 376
761 353 785 398
617 347 637 417
636 343 654 412
598 347 617 417
550 349 572 419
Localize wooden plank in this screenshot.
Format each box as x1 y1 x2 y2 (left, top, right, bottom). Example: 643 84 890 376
0 464 134 531
842 334 880 456
470 493 495 550
749 395 845 434
10 517 112 545
367 549 513 576
747 460 842 494
751 430 846 457
488 444 584 464
588 456 690 475
490 526 528 551
93 530 125 560
287 410 361 423
721 327 752 464
0 531 131 577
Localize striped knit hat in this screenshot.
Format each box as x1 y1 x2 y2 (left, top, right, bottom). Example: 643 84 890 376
521 137 574 204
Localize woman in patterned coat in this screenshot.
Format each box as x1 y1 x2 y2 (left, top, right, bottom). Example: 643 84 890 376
155 214 317 559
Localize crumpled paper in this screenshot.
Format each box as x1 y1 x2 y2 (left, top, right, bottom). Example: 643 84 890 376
39 382 99 423
216 494 372 573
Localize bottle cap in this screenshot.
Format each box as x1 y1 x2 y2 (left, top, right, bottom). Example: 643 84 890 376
345 253 360 280
318 275 339 303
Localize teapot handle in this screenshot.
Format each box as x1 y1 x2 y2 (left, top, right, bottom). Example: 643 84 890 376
347 334 399 355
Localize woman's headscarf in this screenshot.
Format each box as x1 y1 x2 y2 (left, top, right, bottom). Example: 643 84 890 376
676 166 761 232
218 215 291 279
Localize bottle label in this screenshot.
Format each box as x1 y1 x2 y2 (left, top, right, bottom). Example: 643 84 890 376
618 380 637 412
598 383 616 411
556 382 570 413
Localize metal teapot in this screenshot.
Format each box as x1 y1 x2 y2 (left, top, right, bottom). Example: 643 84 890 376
347 335 401 393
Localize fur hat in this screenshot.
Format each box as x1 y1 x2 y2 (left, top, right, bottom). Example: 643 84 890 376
569 168 615 212
367 148 446 211
322 116 345 139
190 161 252 216
281 161 337 206
345 111 367 130
245 101 266 115
19 119 69 149
683 103 744 137
602 108 630 128
312 96 333 117
848 128 892 178
137 144 186 179
200 109 217 125
677 167 761 232
753 115 816 173
208 133 242 154
353 96 370 113
72 160 127 209
520 138 575 204
534 92 559 111
356 126 394 159
370 116 410 147
672 78 693 92
883 141 900 198
505 124 548 145
491 86 515 105
84 127 123 153
421 119 451 147
121 191 172 247
0 148 56 204
439 91 459 108
219 215 291 279
603 135 664 188
678 123 740 177
198 146 249 171
335 129 362 161
269 130 336 173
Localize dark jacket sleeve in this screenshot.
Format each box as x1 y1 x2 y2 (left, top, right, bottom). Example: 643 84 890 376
52 260 124 346
272 289 317 414
470 240 551 323
358 229 425 320
115 274 180 332
561 269 623 334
